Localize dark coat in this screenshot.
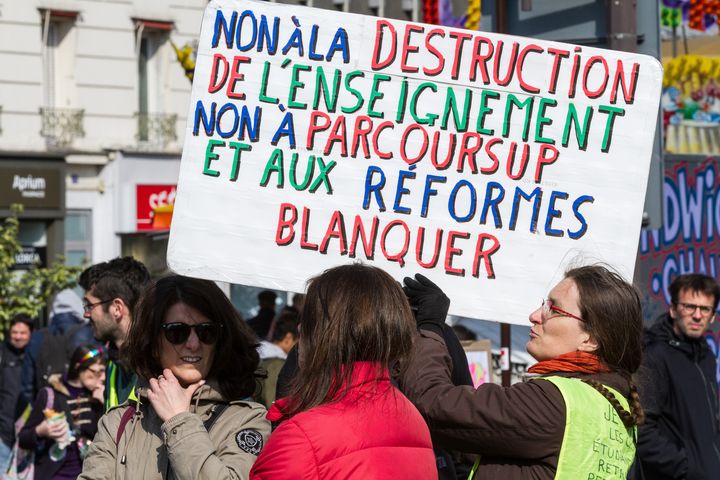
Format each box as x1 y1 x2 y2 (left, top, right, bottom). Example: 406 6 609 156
247 307 276 340
637 314 720 480
20 312 96 406
0 340 27 447
18 375 102 480
399 330 632 480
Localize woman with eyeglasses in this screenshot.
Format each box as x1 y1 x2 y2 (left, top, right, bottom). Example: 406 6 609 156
19 344 105 480
249 263 436 479
78 275 270 480
399 265 645 480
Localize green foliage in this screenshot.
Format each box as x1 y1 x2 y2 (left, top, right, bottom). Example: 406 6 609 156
0 204 82 330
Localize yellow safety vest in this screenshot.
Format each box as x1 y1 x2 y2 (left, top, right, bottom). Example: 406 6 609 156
468 376 636 479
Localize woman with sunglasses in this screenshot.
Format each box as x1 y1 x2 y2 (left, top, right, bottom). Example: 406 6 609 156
19 344 105 480
79 275 270 480
400 265 645 480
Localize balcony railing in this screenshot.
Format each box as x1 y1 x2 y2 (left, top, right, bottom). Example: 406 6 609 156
39 107 85 149
135 112 177 151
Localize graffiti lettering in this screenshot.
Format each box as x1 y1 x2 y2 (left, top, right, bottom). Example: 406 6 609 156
639 160 720 304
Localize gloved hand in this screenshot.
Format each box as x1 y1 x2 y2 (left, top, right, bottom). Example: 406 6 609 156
403 273 450 333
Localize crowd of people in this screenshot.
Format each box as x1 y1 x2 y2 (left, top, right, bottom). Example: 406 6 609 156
0 256 718 479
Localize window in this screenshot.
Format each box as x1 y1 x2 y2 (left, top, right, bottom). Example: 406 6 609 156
138 31 163 125
65 210 92 267
39 9 83 148
134 19 177 148
41 9 78 109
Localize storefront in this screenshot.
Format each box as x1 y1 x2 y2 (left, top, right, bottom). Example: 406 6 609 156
114 151 180 276
0 156 65 268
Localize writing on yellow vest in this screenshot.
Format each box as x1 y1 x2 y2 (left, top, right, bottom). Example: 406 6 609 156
545 376 635 480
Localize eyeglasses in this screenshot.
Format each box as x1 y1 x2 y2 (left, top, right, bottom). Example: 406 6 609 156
83 299 112 313
85 367 106 377
675 302 715 317
541 299 584 322
161 322 222 345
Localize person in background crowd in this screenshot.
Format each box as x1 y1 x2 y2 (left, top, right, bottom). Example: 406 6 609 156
247 290 277 340
79 275 270 480
21 290 97 406
78 256 150 410
637 273 720 480
280 293 304 316
257 311 299 408
250 264 436 479
19 345 105 480
400 266 644 479
451 324 477 341
0 314 34 471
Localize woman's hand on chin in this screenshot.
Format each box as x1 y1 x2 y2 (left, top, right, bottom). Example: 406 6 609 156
147 368 206 423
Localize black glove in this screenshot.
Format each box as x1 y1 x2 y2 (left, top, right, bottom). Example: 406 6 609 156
403 273 450 334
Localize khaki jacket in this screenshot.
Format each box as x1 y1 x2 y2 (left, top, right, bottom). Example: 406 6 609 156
78 379 270 480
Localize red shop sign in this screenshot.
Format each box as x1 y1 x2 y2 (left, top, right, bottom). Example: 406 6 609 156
136 184 176 231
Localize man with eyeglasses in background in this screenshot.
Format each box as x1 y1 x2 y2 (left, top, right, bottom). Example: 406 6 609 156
637 273 720 480
78 256 150 410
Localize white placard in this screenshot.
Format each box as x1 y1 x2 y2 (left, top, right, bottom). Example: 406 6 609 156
168 0 662 326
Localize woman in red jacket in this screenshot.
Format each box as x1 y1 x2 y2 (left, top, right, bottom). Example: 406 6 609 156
250 264 437 480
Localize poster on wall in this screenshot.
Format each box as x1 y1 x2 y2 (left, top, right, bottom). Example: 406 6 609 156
463 339 493 387
168 0 663 325
636 154 720 385
637 155 720 320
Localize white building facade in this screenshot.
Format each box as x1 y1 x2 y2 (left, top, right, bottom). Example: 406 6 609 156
0 0 204 274
0 0 425 278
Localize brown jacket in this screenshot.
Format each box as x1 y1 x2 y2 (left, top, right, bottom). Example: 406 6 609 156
78 379 270 480
399 330 630 480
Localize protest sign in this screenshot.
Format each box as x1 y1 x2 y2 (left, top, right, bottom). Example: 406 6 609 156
167 0 663 325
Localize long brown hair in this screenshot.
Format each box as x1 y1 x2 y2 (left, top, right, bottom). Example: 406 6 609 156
283 263 414 418
124 275 260 400
565 265 644 426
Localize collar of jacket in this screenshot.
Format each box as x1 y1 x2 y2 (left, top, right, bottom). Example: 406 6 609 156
47 373 72 397
135 376 226 407
2 338 24 356
523 370 631 397
268 361 391 421
646 313 709 359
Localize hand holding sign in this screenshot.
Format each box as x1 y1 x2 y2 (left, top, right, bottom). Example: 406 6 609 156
404 274 450 331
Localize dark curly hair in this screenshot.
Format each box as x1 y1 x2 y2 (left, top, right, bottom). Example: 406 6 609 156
79 256 151 316
123 275 259 400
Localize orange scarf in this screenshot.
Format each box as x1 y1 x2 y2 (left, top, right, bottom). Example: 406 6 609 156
527 351 611 374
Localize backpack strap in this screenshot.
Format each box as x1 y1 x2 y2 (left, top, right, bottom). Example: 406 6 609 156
115 402 227 446
115 404 136 445
45 386 54 411
203 404 228 432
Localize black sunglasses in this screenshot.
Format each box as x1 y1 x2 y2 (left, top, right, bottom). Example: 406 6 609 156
161 322 222 345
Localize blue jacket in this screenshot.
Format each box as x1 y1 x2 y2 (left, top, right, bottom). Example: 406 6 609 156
20 290 98 405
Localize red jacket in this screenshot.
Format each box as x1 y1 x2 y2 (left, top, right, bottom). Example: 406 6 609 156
250 361 437 480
